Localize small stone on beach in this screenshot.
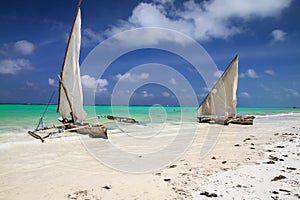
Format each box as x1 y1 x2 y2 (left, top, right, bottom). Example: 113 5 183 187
279 188 291 193
271 175 286 181
200 191 218 197
287 167 296 170
169 164 177 168
264 160 275 164
164 178 171 182
102 186 111 190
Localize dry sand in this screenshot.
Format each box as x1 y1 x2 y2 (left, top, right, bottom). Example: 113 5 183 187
0 114 299 200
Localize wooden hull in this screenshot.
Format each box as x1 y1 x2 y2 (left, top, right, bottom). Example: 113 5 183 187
198 116 255 125
76 124 108 139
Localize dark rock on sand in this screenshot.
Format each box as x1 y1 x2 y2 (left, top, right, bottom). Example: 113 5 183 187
266 149 275 152
271 175 286 181
269 155 281 161
264 160 275 164
271 191 279 194
279 188 291 193
200 191 218 197
102 186 111 190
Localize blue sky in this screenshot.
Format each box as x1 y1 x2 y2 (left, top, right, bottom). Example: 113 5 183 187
0 0 299 107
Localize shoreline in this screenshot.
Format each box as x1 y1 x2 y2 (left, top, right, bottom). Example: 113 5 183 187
0 114 299 199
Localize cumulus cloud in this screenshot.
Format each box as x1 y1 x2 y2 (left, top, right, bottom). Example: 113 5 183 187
14 40 35 55
141 90 153 97
0 58 33 74
82 28 104 47
104 0 292 43
239 92 250 98
203 87 211 92
26 81 34 87
271 29 287 42
213 70 224 78
81 75 108 93
162 92 171 97
284 88 300 97
239 72 246 78
264 70 275 76
115 72 149 82
246 69 259 78
169 78 177 85
48 78 57 86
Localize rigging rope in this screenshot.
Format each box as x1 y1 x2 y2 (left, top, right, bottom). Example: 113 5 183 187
35 91 55 130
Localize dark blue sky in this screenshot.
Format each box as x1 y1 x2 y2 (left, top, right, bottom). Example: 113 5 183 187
0 0 299 107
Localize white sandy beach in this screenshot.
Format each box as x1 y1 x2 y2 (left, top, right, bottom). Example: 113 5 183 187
0 114 299 200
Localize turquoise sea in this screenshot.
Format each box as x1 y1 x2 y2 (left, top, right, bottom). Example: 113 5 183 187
0 104 299 144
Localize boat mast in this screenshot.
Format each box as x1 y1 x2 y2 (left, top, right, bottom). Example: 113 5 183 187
57 0 83 116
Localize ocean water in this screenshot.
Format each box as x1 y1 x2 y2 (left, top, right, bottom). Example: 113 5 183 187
0 104 299 144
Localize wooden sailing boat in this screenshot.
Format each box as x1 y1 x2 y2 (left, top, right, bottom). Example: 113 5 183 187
28 0 136 142
197 55 254 125
55 0 108 138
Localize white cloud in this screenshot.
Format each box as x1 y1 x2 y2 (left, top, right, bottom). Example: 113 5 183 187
293 91 300 97
48 78 57 86
26 81 34 87
141 90 153 97
239 73 246 78
81 75 108 93
260 84 271 91
271 29 287 42
284 88 300 97
264 70 275 76
203 87 211 92
82 28 104 47
213 70 223 78
14 40 35 55
115 72 149 82
240 92 250 98
169 78 177 85
162 92 171 97
104 0 292 43
246 69 259 78
0 58 33 74
199 93 207 98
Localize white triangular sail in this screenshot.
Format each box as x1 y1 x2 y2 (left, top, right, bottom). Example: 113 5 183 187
198 56 238 118
57 7 86 123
